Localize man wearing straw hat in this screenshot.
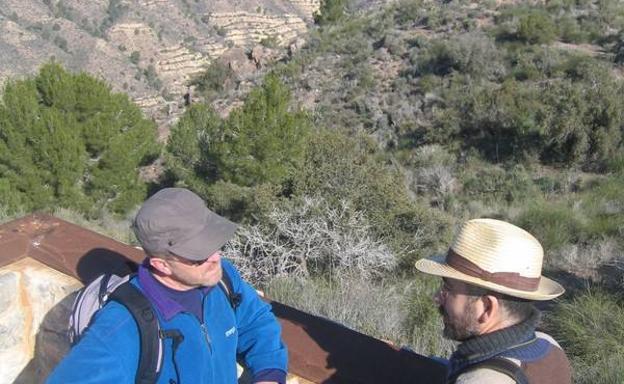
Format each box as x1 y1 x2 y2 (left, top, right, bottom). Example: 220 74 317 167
415 218 571 383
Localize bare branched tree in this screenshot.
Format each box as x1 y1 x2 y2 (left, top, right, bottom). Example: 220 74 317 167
223 197 397 284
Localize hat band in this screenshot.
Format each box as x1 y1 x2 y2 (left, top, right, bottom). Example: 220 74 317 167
447 249 540 291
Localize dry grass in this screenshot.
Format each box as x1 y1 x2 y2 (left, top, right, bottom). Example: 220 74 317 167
264 274 455 358
52 207 138 245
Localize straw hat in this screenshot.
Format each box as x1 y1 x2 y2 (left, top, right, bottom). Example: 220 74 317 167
415 218 564 300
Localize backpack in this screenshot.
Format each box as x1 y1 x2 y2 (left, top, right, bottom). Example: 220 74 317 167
68 271 242 384
449 357 529 384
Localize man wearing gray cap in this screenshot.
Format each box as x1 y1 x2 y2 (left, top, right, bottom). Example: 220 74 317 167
415 218 571 384
48 188 288 384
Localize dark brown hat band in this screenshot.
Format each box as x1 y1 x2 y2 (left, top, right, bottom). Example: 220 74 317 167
446 249 540 291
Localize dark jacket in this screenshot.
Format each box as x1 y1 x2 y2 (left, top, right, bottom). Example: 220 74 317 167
448 310 571 384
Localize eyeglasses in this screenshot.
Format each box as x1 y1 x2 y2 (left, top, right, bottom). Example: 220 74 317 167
167 253 208 267
439 278 485 297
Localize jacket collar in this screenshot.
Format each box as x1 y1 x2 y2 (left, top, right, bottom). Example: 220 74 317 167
449 308 540 374
137 260 212 321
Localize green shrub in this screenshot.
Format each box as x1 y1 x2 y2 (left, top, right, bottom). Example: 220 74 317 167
129 51 140 64
143 65 162 90
166 74 311 217
507 42 569 80
516 201 582 251
391 0 426 26
53 36 68 51
100 0 127 33
578 176 624 239
440 79 544 162
538 61 624 169
461 163 538 205
0 63 160 215
411 40 460 77
410 33 505 80
190 61 237 98
517 10 557 44
260 35 279 48
547 290 624 384
496 7 557 45
314 0 347 25
557 15 587 43
418 53 624 169
293 130 452 265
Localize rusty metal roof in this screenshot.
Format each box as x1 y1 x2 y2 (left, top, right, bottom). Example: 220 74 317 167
0 214 446 383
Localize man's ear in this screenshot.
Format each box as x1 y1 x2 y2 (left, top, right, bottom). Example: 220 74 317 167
149 257 172 276
477 294 500 325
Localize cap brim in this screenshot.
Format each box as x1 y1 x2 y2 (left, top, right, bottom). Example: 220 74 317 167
170 213 238 261
415 255 565 301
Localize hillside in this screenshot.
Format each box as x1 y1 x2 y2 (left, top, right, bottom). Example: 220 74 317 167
246 2 624 382
0 0 319 135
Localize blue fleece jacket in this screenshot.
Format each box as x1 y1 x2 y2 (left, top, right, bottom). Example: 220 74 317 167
46 260 288 384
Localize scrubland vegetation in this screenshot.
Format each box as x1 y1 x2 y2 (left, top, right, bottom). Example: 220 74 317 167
2 0 624 382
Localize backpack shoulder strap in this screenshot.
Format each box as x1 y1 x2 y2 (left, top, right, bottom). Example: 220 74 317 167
109 282 162 384
218 268 242 310
69 273 130 344
452 357 529 384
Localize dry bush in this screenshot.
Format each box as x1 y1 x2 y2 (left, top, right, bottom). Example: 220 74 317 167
266 276 405 342
266 275 455 357
53 207 137 244
223 197 397 284
408 145 457 198
413 165 456 196
0 205 26 225
547 238 621 283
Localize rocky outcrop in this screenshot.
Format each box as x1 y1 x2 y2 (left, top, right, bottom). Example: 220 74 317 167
0 258 80 383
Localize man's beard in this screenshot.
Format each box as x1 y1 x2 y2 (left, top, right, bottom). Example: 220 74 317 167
438 305 480 341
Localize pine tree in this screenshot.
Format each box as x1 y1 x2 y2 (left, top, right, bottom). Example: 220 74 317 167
167 74 310 189
0 63 160 214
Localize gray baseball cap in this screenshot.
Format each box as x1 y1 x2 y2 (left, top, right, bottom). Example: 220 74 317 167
133 188 238 261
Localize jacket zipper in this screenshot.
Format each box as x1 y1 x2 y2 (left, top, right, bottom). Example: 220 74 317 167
200 322 212 353
199 293 212 354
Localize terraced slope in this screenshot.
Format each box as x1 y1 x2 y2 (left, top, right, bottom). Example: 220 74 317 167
0 0 320 133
